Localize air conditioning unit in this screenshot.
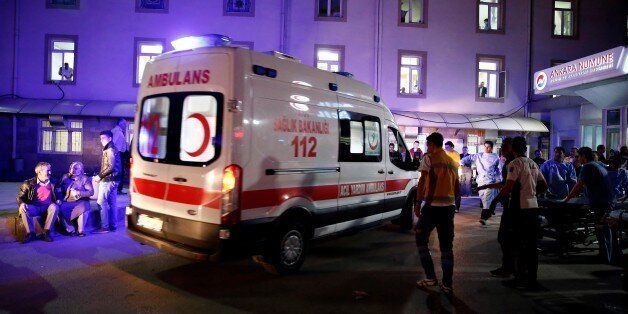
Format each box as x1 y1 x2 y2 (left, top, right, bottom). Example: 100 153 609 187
48 114 65 127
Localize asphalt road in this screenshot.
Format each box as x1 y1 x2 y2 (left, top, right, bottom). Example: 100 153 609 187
0 198 626 314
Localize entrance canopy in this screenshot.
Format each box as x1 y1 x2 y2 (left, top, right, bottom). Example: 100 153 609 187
533 46 628 109
392 111 548 132
0 98 136 118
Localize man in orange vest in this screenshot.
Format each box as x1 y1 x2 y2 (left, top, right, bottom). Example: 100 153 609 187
414 132 460 294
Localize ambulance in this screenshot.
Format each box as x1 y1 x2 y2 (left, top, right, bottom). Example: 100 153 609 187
126 34 418 274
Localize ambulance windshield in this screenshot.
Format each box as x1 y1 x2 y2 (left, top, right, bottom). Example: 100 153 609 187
138 92 223 166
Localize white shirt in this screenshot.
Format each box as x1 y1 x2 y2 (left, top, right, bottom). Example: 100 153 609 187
59 67 73 80
507 157 544 209
111 125 127 153
460 152 500 185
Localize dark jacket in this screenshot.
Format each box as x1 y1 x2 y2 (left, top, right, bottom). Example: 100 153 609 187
99 142 121 182
16 177 58 206
58 173 94 202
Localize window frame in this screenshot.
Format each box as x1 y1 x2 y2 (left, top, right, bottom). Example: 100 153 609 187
398 0 428 28
476 0 505 34
314 44 345 72
223 0 255 17
46 0 80 9
338 111 382 163
475 54 506 103
133 37 167 87
397 50 427 98
552 0 578 39
44 34 78 85
315 0 347 22
387 127 415 170
38 119 83 155
137 92 224 167
135 0 169 14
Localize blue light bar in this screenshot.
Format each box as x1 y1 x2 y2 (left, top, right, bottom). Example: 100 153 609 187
171 34 232 51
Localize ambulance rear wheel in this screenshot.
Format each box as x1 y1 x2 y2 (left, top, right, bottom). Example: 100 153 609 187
264 221 307 275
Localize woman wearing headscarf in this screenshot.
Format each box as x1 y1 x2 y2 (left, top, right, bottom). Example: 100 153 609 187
58 162 94 237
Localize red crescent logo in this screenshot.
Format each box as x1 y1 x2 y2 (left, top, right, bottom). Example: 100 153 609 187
186 113 210 157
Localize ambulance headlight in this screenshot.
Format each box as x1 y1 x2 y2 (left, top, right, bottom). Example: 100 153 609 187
171 34 231 51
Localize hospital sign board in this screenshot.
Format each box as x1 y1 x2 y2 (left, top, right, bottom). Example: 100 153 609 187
533 46 627 95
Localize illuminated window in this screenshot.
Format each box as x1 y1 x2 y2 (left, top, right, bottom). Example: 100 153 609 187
339 111 382 162
134 38 165 86
45 35 77 84
47 0 79 9
136 0 168 13
40 120 82 154
582 125 602 149
316 0 346 21
476 54 505 101
553 0 577 38
477 0 504 32
315 45 344 72
399 0 427 27
398 50 426 97
224 0 254 16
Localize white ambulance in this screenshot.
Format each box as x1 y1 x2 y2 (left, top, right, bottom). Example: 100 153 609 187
127 35 418 274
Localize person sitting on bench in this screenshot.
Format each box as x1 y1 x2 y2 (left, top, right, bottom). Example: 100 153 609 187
58 161 94 237
16 162 59 243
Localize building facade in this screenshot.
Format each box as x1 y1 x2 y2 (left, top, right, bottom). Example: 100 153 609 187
0 0 626 180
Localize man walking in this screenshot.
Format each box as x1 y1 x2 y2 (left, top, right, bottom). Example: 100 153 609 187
16 162 59 243
490 137 547 290
461 140 501 224
93 130 121 234
414 132 460 294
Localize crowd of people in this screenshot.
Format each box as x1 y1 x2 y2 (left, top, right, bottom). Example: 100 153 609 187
16 120 129 243
411 132 624 293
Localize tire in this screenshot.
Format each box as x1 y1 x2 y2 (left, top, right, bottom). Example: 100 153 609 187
263 221 308 275
399 192 415 231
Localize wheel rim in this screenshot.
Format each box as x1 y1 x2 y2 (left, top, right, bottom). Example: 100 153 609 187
280 230 303 266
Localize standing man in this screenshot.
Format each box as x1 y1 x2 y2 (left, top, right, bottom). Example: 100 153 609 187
459 146 472 197
414 132 460 294
410 141 422 161
93 130 121 234
597 144 607 164
490 137 547 290
111 118 128 194
461 140 501 224
16 162 59 243
540 147 577 199
532 150 546 167
444 141 461 212
478 82 488 98
564 147 616 263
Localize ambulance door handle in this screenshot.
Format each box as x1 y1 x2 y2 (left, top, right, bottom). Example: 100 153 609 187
173 177 187 183
388 170 394 174
378 169 385 174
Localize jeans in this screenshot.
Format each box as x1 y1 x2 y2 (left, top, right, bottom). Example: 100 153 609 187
97 181 118 229
514 209 539 283
497 204 517 272
19 203 58 234
415 205 456 286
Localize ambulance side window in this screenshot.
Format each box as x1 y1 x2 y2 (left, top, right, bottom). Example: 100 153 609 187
388 127 416 171
339 111 382 162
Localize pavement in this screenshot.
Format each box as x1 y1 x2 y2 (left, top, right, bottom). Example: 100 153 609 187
0 196 627 313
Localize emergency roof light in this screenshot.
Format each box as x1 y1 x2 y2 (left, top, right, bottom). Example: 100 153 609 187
171 34 232 51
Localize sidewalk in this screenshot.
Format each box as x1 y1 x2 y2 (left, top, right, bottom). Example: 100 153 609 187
0 182 130 243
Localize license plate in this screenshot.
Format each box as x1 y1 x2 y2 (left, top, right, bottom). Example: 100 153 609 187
137 214 163 232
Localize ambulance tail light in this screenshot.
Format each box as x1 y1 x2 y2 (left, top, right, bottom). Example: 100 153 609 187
221 164 242 227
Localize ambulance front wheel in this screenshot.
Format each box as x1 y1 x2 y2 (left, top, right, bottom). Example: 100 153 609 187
264 221 308 275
